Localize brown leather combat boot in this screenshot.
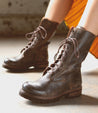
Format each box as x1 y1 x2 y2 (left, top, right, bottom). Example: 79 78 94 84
3 19 59 71
19 27 96 103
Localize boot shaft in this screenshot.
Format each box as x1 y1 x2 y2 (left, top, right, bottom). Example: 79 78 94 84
39 19 59 40
67 27 96 64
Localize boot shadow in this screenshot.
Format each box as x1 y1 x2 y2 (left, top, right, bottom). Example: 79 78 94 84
6 67 44 73
26 94 98 106
82 69 98 76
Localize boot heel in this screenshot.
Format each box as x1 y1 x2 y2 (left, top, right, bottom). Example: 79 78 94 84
67 89 81 98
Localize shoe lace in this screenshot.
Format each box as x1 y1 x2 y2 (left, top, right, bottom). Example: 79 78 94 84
43 30 80 76
21 26 47 53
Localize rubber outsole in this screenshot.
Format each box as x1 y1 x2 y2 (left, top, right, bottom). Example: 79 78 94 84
2 63 48 72
19 88 82 104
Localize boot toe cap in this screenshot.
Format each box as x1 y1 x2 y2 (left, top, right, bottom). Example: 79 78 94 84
3 57 21 70
22 81 43 92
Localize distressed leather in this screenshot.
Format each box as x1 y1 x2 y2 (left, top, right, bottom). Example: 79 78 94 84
3 19 58 71
20 27 96 102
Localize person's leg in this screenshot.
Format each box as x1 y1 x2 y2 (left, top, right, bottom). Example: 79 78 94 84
44 0 73 23
78 0 98 35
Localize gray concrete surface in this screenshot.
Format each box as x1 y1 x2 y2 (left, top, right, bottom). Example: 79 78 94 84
0 0 49 14
0 36 98 113
0 0 49 35
0 0 67 36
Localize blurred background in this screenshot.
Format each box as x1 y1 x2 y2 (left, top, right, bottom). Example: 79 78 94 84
0 0 66 36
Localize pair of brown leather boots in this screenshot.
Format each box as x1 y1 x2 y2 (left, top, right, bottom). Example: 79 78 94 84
3 19 96 103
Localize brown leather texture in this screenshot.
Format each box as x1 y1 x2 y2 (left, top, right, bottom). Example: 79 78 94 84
3 19 59 71
20 27 96 103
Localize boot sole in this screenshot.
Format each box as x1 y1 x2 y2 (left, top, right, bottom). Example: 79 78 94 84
3 63 48 72
19 87 82 104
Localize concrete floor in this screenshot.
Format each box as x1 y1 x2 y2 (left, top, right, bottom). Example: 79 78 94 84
0 36 98 113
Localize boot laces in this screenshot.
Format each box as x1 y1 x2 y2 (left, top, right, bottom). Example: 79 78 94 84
21 26 47 53
43 35 80 76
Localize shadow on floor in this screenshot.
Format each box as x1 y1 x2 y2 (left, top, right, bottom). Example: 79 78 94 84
82 69 98 76
26 94 98 106
6 67 45 73
6 68 98 75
